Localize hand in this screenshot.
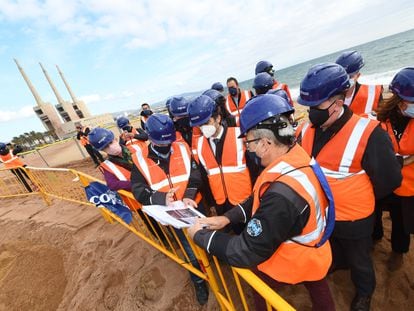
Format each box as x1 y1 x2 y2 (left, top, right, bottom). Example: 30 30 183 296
165 187 179 206
183 198 198 208
124 132 135 139
188 218 205 239
198 216 230 230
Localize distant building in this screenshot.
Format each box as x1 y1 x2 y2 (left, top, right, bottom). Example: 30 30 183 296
15 59 114 139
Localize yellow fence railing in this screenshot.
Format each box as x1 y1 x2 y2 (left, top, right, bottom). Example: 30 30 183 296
0 166 295 311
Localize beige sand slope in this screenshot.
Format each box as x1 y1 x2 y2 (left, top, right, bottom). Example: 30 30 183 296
0 194 218 311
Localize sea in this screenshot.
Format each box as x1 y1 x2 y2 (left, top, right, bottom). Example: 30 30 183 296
238 28 414 100
140 28 413 113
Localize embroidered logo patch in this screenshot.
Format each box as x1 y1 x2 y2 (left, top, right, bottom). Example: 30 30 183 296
247 218 262 237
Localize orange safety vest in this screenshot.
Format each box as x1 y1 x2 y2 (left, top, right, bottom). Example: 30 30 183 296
252 144 331 284
0 150 25 169
79 126 90 146
195 127 251 205
225 90 252 126
272 81 294 106
100 160 131 181
132 141 193 200
349 84 383 116
298 115 378 221
120 127 147 151
381 119 414 196
175 128 202 161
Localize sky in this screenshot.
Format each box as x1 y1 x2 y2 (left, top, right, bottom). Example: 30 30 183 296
0 0 414 142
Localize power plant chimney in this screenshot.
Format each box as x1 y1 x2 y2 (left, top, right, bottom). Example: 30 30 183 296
40 62 79 122
14 58 64 138
14 58 44 107
56 65 91 118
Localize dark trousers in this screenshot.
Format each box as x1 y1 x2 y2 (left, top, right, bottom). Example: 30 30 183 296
330 235 375 296
252 268 335 311
11 167 33 192
173 228 204 285
85 144 104 165
374 194 412 253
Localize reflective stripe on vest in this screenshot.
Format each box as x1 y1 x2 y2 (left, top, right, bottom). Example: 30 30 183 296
252 144 332 284
350 84 382 115
133 142 191 196
0 150 19 164
0 150 24 168
225 90 251 116
197 127 246 176
299 115 378 221
339 117 371 173
382 119 414 196
267 161 325 244
100 160 130 181
196 127 251 204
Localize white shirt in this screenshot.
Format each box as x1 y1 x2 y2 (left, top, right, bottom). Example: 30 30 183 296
209 126 224 156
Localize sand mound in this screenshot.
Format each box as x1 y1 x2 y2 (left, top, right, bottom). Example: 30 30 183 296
0 241 66 311
0 195 216 310
1 153 413 310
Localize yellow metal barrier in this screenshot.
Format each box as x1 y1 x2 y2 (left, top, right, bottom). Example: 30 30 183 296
0 166 295 310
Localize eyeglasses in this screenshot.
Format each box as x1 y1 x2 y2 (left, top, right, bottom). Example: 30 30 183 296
244 138 261 148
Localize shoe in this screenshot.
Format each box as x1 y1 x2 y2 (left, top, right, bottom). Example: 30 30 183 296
351 294 371 311
193 281 209 305
387 252 403 272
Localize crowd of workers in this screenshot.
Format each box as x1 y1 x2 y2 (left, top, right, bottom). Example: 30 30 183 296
2 50 413 311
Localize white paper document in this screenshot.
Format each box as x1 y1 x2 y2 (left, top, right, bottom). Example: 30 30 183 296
142 201 206 229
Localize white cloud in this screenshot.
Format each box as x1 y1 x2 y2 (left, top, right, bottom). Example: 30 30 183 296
0 105 35 121
79 93 101 103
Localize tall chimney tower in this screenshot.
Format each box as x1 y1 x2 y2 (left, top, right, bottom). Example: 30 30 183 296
14 59 64 138
56 65 91 118
39 62 79 122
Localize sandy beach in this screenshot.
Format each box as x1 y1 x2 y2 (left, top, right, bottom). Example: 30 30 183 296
1 111 413 310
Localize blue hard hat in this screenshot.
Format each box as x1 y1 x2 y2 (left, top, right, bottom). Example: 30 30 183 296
297 63 350 107
88 127 115 150
116 116 130 129
239 94 294 137
0 142 6 151
389 67 414 102
146 114 176 144
267 89 292 106
255 60 273 75
253 72 274 91
202 89 225 103
188 95 216 127
166 96 189 117
335 50 364 76
211 82 224 92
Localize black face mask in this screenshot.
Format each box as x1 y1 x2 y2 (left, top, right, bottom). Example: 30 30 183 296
228 87 238 96
174 117 190 129
152 144 171 155
142 109 153 117
246 150 262 167
122 125 133 133
308 101 336 127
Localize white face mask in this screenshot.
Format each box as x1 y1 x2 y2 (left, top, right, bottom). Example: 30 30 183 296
200 124 217 139
104 142 122 156
348 78 355 88
402 103 414 118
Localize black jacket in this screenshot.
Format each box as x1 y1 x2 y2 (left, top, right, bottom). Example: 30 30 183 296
194 182 310 267
131 143 202 205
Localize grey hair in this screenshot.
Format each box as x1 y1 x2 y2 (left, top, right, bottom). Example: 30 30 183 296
251 115 295 146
